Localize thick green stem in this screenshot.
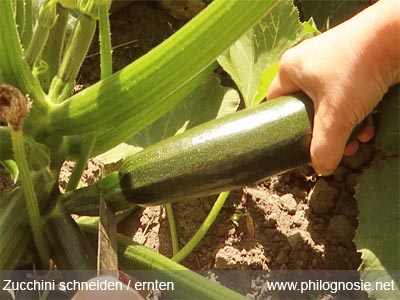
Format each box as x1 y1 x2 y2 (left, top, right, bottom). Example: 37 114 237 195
65 134 97 192
0 0 51 114
79 220 246 300
26 0 60 68
21 0 33 48
15 0 25 38
98 0 112 79
166 204 179 256
66 1 112 191
61 172 134 216
40 4 69 92
48 14 96 102
172 192 230 263
65 62 216 158
26 25 50 67
10 129 50 265
47 0 281 134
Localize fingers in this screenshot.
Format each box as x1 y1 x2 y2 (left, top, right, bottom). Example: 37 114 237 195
267 49 307 100
344 140 360 156
357 116 374 142
71 276 144 300
310 106 354 175
267 70 299 100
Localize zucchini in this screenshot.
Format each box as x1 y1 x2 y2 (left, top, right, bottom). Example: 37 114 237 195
63 93 364 207
120 93 314 205
44 201 97 270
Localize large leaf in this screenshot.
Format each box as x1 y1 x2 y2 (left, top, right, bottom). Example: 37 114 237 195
128 75 240 148
299 0 370 31
374 84 400 153
358 249 400 300
217 0 315 107
355 158 400 297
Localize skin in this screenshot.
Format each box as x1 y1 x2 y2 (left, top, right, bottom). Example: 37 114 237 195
71 276 144 300
268 0 400 175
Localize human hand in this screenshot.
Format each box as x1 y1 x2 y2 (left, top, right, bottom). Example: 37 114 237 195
267 0 399 175
71 276 144 300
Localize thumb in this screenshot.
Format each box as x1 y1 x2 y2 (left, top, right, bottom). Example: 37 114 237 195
310 103 353 176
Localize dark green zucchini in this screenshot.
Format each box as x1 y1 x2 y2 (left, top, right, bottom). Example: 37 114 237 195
44 201 97 271
120 93 314 205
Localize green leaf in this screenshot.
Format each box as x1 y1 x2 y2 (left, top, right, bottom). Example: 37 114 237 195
217 0 306 107
374 84 400 153
358 249 400 299
301 17 320 38
299 0 370 31
25 137 51 170
128 75 240 148
355 158 399 271
0 160 18 182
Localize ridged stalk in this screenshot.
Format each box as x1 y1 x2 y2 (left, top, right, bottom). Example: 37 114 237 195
66 0 112 191
15 0 25 38
166 204 179 256
26 0 59 67
0 0 50 114
26 25 50 67
40 4 69 92
61 172 134 216
21 0 33 48
47 0 281 135
79 221 246 300
48 14 96 102
11 129 50 265
65 62 216 158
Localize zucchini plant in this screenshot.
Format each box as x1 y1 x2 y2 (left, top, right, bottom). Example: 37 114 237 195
1 0 398 299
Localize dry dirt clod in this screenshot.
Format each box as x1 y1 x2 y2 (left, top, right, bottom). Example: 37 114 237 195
214 245 268 270
278 194 297 214
333 166 350 182
287 231 304 249
308 179 338 216
160 0 206 20
326 215 355 247
345 173 359 193
341 143 376 170
276 250 289 264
